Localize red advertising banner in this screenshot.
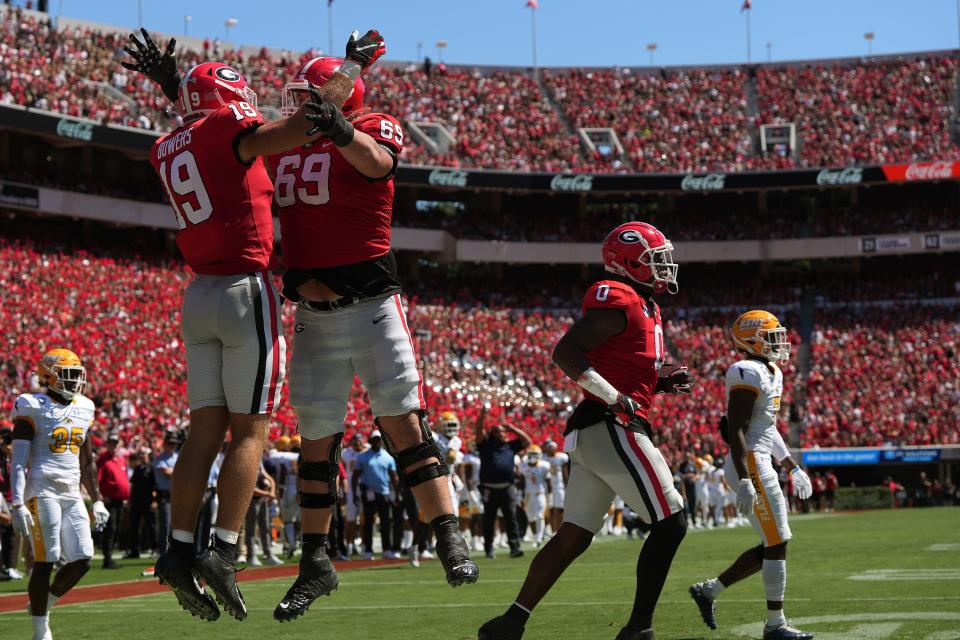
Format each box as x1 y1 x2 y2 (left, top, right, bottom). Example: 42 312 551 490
881 160 960 182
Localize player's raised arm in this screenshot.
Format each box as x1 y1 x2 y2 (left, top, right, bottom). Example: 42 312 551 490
121 28 180 102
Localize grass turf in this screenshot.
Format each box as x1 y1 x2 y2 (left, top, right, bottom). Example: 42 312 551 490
2 508 958 639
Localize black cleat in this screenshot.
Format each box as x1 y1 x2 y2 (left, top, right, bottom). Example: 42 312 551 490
154 551 219 621
435 524 479 587
195 546 246 621
689 581 718 630
763 623 814 640
477 615 525 640
508 548 525 559
614 626 654 640
273 548 340 622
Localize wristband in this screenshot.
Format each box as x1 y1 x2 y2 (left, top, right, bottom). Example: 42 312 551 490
336 58 363 82
576 367 619 405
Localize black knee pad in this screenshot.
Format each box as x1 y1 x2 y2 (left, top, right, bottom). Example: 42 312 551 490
297 433 344 509
380 412 450 488
649 510 687 547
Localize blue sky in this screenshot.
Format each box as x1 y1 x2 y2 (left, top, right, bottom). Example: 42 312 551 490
42 0 960 67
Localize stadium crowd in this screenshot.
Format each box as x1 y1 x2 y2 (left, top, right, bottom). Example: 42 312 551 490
2 7 958 173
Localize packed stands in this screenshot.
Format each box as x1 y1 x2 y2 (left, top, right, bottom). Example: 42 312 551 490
2 7 958 173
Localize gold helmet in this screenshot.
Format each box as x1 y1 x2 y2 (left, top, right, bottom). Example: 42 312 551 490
526 444 542 464
731 310 791 363
276 435 291 451
290 434 302 450
38 349 86 400
440 411 460 438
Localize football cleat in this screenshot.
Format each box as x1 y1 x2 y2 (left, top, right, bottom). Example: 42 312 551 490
435 526 479 587
689 582 718 630
195 547 246 621
763 623 814 640
614 626 655 640
273 548 340 622
477 615 525 640
154 551 219 621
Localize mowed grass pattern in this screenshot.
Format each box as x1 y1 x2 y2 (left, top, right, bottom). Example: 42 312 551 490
2 508 958 639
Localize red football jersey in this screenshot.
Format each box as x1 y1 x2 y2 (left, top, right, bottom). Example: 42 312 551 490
580 280 665 419
150 102 274 275
268 112 403 269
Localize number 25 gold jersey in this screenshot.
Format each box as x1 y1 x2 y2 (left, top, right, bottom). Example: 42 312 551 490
10 392 95 498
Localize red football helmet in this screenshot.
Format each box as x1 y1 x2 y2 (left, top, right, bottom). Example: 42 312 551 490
281 57 365 117
602 222 679 294
177 62 257 120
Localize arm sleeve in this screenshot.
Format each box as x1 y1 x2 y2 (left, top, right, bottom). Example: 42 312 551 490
11 439 30 505
770 429 790 463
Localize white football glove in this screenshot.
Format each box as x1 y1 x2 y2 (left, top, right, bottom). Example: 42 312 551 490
735 478 756 517
92 500 110 531
12 502 34 538
790 468 813 500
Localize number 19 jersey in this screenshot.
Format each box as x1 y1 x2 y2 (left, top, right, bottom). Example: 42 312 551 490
10 392 96 498
150 103 275 275
580 280 664 420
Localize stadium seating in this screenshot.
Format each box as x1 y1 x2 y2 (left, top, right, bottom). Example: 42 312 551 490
2 232 957 467
3 8 957 173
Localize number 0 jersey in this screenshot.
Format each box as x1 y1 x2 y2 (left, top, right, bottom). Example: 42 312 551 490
724 358 783 455
268 112 403 269
11 392 95 497
580 280 664 420
150 103 275 275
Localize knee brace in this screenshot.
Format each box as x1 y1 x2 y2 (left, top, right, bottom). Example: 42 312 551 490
380 413 450 487
297 433 343 509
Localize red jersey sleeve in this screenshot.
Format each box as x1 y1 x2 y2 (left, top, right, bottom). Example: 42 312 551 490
353 112 404 155
203 103 265 164
582 281 637 313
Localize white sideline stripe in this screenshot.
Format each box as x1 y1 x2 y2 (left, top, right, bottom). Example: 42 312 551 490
7 596 960 615
926 543 960 551
848 569 960 581
730 612 960 639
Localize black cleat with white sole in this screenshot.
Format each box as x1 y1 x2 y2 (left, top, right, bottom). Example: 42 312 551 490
273 548 340 622
477 614 525 640
689 581 718 630
434 515 479 587
154 551 220 621
763 623 814 640
195 546 246 621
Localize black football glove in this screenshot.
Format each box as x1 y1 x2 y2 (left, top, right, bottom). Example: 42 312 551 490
121 28 180 102
303 85 355 146
345 29 386 70
609 393 641 426
656 364 695 395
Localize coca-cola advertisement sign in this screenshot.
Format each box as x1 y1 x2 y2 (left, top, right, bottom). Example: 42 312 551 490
427 169 469 188
680 173 726 191
816 166 864 186
549 174 594 191
882 160 960 182
56 118 94 142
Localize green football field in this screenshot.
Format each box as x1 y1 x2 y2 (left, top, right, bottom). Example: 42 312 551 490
2 508 958 639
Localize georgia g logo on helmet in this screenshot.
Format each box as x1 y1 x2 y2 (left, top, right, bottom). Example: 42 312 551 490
214 67 241 82
618 230 643 244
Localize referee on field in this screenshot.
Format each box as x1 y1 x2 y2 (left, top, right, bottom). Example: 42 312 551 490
474 408 531 559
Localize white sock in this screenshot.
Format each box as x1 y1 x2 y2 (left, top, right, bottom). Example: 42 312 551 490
762 559 787 602
32 614 49 636
705 577 725 599
535 519 545 543
214 527 239 544
402 530 414 549
767 608 786 627
171 529 194 544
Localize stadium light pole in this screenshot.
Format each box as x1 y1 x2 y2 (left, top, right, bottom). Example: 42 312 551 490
766 41 772 62
436 39 447 64
184 15 191 36
864 31 874 56
225 17 238 45
646 43 657 66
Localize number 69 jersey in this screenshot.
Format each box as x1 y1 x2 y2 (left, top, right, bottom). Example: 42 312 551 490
10 392 95 499
581 280 664 421
268 112 404 270
150 103 275 275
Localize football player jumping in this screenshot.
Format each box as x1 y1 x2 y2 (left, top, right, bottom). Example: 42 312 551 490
266 48 478 621
122 27 385 621
478 222 694 640
689 311 815 640
10 350 110 640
